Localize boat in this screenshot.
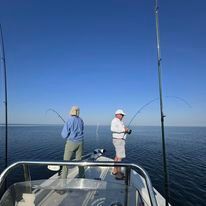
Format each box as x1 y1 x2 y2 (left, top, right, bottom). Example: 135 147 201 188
0 149 167 206
0 0 171 205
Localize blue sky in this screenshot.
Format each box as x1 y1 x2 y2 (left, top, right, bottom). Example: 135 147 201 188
0 0 206 126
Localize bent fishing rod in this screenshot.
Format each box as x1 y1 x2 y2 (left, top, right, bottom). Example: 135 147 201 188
46 108 65 123
127 98 158 127
127 96 191 127
154 0 169 205
0 24 8 170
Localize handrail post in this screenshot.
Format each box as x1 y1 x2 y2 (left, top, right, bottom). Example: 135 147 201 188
23 164 32 193
124 166 131 206
125 166 131 186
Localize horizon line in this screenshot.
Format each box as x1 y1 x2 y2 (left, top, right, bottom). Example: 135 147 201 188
0 123 205 127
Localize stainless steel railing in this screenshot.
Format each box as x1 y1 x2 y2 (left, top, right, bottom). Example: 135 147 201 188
0 154 157 206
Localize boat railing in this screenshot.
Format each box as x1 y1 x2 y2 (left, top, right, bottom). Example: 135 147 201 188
0 162 157 205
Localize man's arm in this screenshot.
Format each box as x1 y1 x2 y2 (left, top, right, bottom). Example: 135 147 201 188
61 118 72 138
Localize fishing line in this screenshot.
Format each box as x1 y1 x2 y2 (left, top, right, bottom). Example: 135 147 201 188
96 123 99 138
46 108 65 123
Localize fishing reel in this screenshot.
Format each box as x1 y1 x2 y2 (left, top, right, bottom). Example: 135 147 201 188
127 129 132 135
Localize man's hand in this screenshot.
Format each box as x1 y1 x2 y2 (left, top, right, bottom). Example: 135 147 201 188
125 127 132 134
125 127 129 133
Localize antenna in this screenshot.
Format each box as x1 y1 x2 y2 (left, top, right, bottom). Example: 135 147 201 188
0 24 8 170
154 1 170 205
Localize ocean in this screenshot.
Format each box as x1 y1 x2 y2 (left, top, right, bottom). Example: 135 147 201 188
0 125 205 205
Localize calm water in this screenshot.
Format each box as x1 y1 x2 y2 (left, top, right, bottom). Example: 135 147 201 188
0 125 206 206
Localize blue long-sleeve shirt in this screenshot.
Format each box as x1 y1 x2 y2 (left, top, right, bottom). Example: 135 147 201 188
61 116 84 142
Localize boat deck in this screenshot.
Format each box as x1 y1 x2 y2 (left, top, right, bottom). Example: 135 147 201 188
32 163 139 206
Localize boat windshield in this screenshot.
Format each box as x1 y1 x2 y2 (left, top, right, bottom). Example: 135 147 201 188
0 178 148 206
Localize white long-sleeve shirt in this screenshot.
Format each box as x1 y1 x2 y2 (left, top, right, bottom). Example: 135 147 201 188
111 117 126 139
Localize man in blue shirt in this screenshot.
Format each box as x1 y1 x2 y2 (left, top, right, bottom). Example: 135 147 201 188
61 106 84 179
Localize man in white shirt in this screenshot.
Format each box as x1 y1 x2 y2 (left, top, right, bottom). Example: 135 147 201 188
111 109 131 179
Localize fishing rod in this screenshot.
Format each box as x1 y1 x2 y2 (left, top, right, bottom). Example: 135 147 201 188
154 0 169 205
127 96 191 127
165 95 191 108
0 24 8 170
46 108 65 172
46 108 65 123
127 98 158 127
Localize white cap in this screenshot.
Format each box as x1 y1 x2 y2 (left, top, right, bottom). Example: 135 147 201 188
115 109 126 116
